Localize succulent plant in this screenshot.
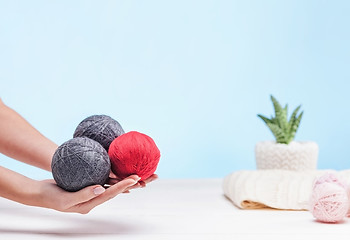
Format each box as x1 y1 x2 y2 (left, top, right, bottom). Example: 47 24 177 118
258 95 303 144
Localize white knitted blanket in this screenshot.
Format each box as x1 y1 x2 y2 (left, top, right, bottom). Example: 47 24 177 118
223 169 350 210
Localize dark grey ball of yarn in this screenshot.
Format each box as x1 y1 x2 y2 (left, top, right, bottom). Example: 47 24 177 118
52 137 111 192
73 115 125 151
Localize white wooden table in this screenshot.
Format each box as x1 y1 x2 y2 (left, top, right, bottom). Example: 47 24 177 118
0 178 349 240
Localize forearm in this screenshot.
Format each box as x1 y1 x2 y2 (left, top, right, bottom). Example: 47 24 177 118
0 166 41 207
0 99 58 171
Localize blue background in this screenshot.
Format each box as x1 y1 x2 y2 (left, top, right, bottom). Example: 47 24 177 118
1 0 349 180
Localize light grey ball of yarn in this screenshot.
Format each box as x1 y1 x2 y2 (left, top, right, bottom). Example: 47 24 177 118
51 137 111 192
73 115 125 151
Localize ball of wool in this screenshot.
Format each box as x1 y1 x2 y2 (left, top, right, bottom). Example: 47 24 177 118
73 115 124 151
108 131 160 181
52 137 111 192
313 172 347 190
310 182 349 223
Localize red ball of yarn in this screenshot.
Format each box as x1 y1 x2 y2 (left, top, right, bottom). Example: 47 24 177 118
108 131 160 181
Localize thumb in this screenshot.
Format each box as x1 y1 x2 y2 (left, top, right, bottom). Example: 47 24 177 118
69 185 106 205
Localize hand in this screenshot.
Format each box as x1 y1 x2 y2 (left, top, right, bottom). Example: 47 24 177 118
36 175 140 214
106 173 158 193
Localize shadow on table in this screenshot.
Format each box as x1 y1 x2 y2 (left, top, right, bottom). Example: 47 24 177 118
0 207 145 236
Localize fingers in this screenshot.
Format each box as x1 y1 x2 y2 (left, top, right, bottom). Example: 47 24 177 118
67 185 106 206
106 177 121 185
105 178 140 193
105 175 140 195
140 174 158 185
78 175 140 212
108 174 158 191
124 182 142 191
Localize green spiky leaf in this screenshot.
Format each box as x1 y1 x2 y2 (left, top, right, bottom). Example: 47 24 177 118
257 95 303 144
284 104 288 114
288 105 301 133
270 95 288 133
257 114 274 125
266 122 288 144
289 111 303 141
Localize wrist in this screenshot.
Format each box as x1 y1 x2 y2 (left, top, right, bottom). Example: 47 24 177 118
0 166 52 209
21 179 43 207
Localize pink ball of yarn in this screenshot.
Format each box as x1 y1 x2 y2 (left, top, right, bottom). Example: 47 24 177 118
313 173 347 190
310 182 349 223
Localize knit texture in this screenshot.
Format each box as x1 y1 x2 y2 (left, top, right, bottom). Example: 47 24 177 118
223 169 350 210
255 141 318 170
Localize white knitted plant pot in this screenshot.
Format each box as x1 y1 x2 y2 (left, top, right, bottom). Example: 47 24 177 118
255 141 319 171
